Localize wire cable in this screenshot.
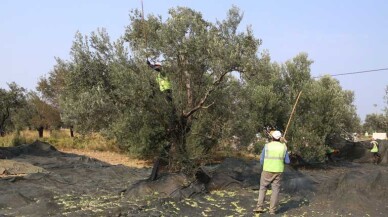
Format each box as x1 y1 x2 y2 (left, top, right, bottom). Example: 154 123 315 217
313 67 388 79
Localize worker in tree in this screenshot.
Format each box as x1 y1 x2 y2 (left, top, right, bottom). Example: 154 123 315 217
147 59 175 181
254 130 290 215
147 59 175 128
325 145 337 163
370 138 380 164
147 59 172 102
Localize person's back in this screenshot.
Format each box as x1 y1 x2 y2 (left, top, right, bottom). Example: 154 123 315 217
262 141 287 173
370 139 378 153
370 139 380 164
325 146 336 163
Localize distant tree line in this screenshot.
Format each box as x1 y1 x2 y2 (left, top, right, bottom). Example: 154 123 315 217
363 86 388 133
0 83 61 138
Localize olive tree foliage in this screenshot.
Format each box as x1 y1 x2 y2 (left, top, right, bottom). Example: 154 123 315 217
288 75 359 160
37 27 168 154
25 92 61 137
125 6 260 170
239 53 360 161
218 51 285 150
53 29 133 135
235 53 312 149
243 52 288 133
37 58 68 108
0 83 27 135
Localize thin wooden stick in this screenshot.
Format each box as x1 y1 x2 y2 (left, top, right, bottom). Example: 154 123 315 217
284 90 302 138
141 0 148 50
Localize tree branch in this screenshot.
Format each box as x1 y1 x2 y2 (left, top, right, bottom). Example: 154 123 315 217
183 68 232 118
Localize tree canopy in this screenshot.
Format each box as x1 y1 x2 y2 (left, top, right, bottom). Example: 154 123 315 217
0 83 27 135
34 6 362 169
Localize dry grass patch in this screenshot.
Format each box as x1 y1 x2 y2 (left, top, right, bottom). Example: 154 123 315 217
60 148 152 168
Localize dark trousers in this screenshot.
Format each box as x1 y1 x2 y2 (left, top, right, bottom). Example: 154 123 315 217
372 152 381 164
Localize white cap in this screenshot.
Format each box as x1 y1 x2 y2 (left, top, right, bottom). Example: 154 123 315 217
271 131 282 140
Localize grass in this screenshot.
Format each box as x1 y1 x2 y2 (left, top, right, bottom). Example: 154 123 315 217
0 129 152 168
0 129 256 167
0 129 119 152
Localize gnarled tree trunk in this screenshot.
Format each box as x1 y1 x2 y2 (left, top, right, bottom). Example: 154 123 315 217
38 126 44 138
70 126 74 138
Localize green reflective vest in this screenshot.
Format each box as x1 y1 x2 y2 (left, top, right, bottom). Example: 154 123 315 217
326 146 335 154
263 141 287 173
371 141 378 153
156 73 171 92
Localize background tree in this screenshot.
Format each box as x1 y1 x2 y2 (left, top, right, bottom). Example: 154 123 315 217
239 53 360 161
363 113 388 133
0 83 27 136
289 75 360 160
37 58 68 108
26 92 61 137
58 29 129 136
242 51 288 136
361 85 388 134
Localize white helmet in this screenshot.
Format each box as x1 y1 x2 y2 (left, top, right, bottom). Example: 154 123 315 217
271 131 282 140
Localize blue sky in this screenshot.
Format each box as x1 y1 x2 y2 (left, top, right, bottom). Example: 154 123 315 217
1 0 387 121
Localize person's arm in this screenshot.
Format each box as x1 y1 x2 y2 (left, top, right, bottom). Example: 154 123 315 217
284 151 290 164
260 147 265 165
147 59 158 71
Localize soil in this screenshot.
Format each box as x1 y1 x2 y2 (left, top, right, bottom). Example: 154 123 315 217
0 140 387 217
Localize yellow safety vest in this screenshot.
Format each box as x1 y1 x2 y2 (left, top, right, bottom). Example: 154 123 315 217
326 147 335 154
156 73 171 92
263 141 287 173
371 141 378 153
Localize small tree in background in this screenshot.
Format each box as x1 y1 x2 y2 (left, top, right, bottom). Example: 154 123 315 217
27 92 61 138
363 113 388 133
0 83 27 136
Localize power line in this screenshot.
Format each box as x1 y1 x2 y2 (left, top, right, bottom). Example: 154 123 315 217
313 67 388 79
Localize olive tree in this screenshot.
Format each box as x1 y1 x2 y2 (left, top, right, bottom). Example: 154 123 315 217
124 6 260 172
0 83 27 136
26 92 61 137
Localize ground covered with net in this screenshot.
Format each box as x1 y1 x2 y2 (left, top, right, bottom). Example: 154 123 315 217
1 140 387 216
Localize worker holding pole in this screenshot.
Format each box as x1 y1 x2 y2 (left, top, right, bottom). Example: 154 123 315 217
254 90 301 214
370 138 380 165
254 130 290 215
